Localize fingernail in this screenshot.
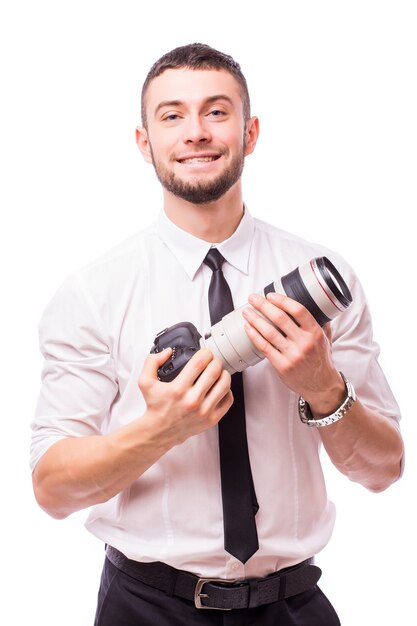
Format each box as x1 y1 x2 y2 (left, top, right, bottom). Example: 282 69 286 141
248 293 260 304
266 291 283 301
242 306 251 318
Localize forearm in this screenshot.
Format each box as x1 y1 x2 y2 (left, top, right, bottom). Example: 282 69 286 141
242 293 404 491
33 349 233 519
32 413 170 519
314 398 403 492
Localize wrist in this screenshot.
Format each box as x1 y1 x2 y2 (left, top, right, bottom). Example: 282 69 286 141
299 372 356 428
304 373 347 419
109 412 172 460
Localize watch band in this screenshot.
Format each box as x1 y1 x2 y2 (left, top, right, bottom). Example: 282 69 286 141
298 372 356 427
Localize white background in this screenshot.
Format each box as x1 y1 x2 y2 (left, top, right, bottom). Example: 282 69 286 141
1 1 416 624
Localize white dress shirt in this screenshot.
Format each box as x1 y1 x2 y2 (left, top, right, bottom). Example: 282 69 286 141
31 208 400 580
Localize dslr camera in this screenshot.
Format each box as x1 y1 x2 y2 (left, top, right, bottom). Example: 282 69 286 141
151 256 352 382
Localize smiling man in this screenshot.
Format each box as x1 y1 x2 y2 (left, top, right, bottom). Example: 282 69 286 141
137 63 258 240
31 44 403 625
142 71 248 205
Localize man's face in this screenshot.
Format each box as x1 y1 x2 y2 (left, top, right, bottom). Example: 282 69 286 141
139 69 253 204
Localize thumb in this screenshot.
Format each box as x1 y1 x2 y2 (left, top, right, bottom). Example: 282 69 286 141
141 348 173 381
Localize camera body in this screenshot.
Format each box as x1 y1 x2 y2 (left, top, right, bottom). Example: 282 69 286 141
150 256 352 382
151 322 202 382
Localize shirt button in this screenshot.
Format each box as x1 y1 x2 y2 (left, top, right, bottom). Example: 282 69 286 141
226 558 245 578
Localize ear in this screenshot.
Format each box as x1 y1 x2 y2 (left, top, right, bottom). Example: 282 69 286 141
244 116 260 157
136 126 153 164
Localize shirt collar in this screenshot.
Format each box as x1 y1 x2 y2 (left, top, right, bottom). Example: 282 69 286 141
154 207 255 280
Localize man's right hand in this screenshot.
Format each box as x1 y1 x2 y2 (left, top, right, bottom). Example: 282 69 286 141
138 347 233 447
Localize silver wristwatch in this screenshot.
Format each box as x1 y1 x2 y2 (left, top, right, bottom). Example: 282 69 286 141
298 372 356 427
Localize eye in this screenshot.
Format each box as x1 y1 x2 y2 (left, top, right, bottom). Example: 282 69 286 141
162 113 181 122
208 109 226 118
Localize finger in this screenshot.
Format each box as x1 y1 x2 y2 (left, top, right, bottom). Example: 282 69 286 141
202 374 234 423
190 356 225 396
212 390 234 423
249 292 319 334
181 356 230 411
265 292 319 328
174 347 214 387
205 368 232 405
242 305 288 350
246 294 302 340
243 321 287 371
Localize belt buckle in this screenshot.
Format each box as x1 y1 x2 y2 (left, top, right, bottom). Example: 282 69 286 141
194 577 237 610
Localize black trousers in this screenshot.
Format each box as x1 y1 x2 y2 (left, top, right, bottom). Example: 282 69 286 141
94 557 341 626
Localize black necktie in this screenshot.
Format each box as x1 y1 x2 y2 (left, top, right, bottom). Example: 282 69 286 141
203 248 259 563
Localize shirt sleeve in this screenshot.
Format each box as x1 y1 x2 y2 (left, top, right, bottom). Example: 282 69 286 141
30 272 119 470
330 259 401 425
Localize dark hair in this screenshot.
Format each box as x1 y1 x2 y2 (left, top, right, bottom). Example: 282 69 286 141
141 43 251 127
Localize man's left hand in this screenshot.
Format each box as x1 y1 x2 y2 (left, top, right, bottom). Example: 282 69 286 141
242 292 345 414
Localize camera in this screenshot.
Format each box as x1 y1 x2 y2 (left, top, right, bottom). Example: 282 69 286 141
150 256 352 382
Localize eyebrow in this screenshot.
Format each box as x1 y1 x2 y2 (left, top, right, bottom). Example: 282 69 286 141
154 94 234 118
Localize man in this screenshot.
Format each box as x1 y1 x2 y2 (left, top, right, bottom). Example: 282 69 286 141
31 43 403 625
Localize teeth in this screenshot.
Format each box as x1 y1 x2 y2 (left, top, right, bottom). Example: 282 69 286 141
180 156 217 164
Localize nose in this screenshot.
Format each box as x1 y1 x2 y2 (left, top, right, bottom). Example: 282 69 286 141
182 114 212 144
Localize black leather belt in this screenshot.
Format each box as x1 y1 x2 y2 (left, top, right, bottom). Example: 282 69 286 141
106 546 322 611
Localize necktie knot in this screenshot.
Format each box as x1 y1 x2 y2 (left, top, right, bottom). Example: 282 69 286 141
204 248 225 273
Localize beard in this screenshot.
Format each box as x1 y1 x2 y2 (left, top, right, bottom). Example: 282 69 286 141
149 144 246 205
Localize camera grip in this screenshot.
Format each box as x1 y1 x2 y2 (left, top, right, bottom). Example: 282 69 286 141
150 322 202 382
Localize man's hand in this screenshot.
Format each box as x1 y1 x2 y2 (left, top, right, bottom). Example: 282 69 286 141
242 292 345 416
138 347 233 447
241 291 403 492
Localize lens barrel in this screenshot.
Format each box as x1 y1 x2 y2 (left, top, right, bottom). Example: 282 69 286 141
271 257 352 327
203 256 352 374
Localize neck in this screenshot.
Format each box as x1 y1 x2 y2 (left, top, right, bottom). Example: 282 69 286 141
163 182 244 243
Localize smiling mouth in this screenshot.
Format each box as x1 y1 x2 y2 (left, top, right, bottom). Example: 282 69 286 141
177 155 221 164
